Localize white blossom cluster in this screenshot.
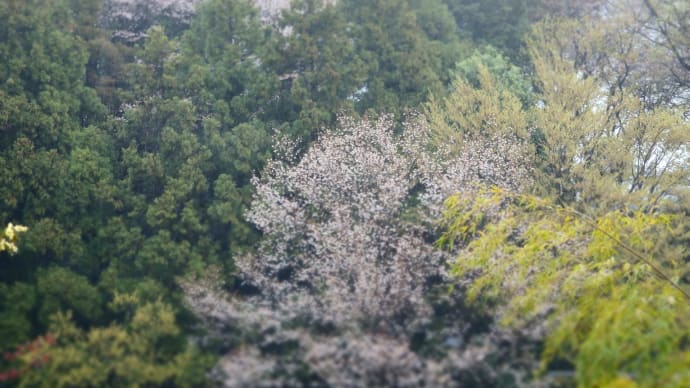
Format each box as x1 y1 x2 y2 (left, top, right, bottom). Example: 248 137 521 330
210 329 445 387
242 115 444 331
184 114 533 386
302 333 443 386
420 133 533 215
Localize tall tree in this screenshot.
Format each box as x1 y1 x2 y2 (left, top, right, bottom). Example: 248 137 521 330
267 0 367 136
182 114 533 385
433 16 690 385
0 0 105 148
528 18 690 210
341 0 463 114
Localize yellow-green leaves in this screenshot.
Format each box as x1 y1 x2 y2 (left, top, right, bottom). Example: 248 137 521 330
0 222 28 255
426 65 529 150
527 18 690 211
441 188 690 386
16 297 212 388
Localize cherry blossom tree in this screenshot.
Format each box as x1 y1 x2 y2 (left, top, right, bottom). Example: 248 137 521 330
183 114 533 385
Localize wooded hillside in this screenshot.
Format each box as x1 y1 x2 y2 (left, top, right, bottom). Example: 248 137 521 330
1 0 688 386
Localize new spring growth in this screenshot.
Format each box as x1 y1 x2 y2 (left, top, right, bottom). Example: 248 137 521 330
1 223 29 254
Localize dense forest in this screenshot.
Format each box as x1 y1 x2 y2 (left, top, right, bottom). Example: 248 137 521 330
1 0 689 386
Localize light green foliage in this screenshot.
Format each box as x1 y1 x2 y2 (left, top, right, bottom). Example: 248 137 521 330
411 16 690 384
643 0 690 98
528 19 690 210
454 46 534 107
431 20 690 213
426 65 530 150
17 296 212 387
532 2 689 108
440 188 690 386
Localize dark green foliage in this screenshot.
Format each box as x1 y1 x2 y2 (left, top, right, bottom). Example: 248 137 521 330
176 0 276 127
36 267 103 327
342 0 463 114
0 282 35 349
268 0 365 135
442 0 539 61
0 0 106 148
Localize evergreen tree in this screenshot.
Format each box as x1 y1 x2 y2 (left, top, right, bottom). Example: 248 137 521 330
267 0 367 136
341 0 463 114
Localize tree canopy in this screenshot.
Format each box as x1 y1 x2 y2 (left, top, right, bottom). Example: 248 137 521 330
1 0 688 386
